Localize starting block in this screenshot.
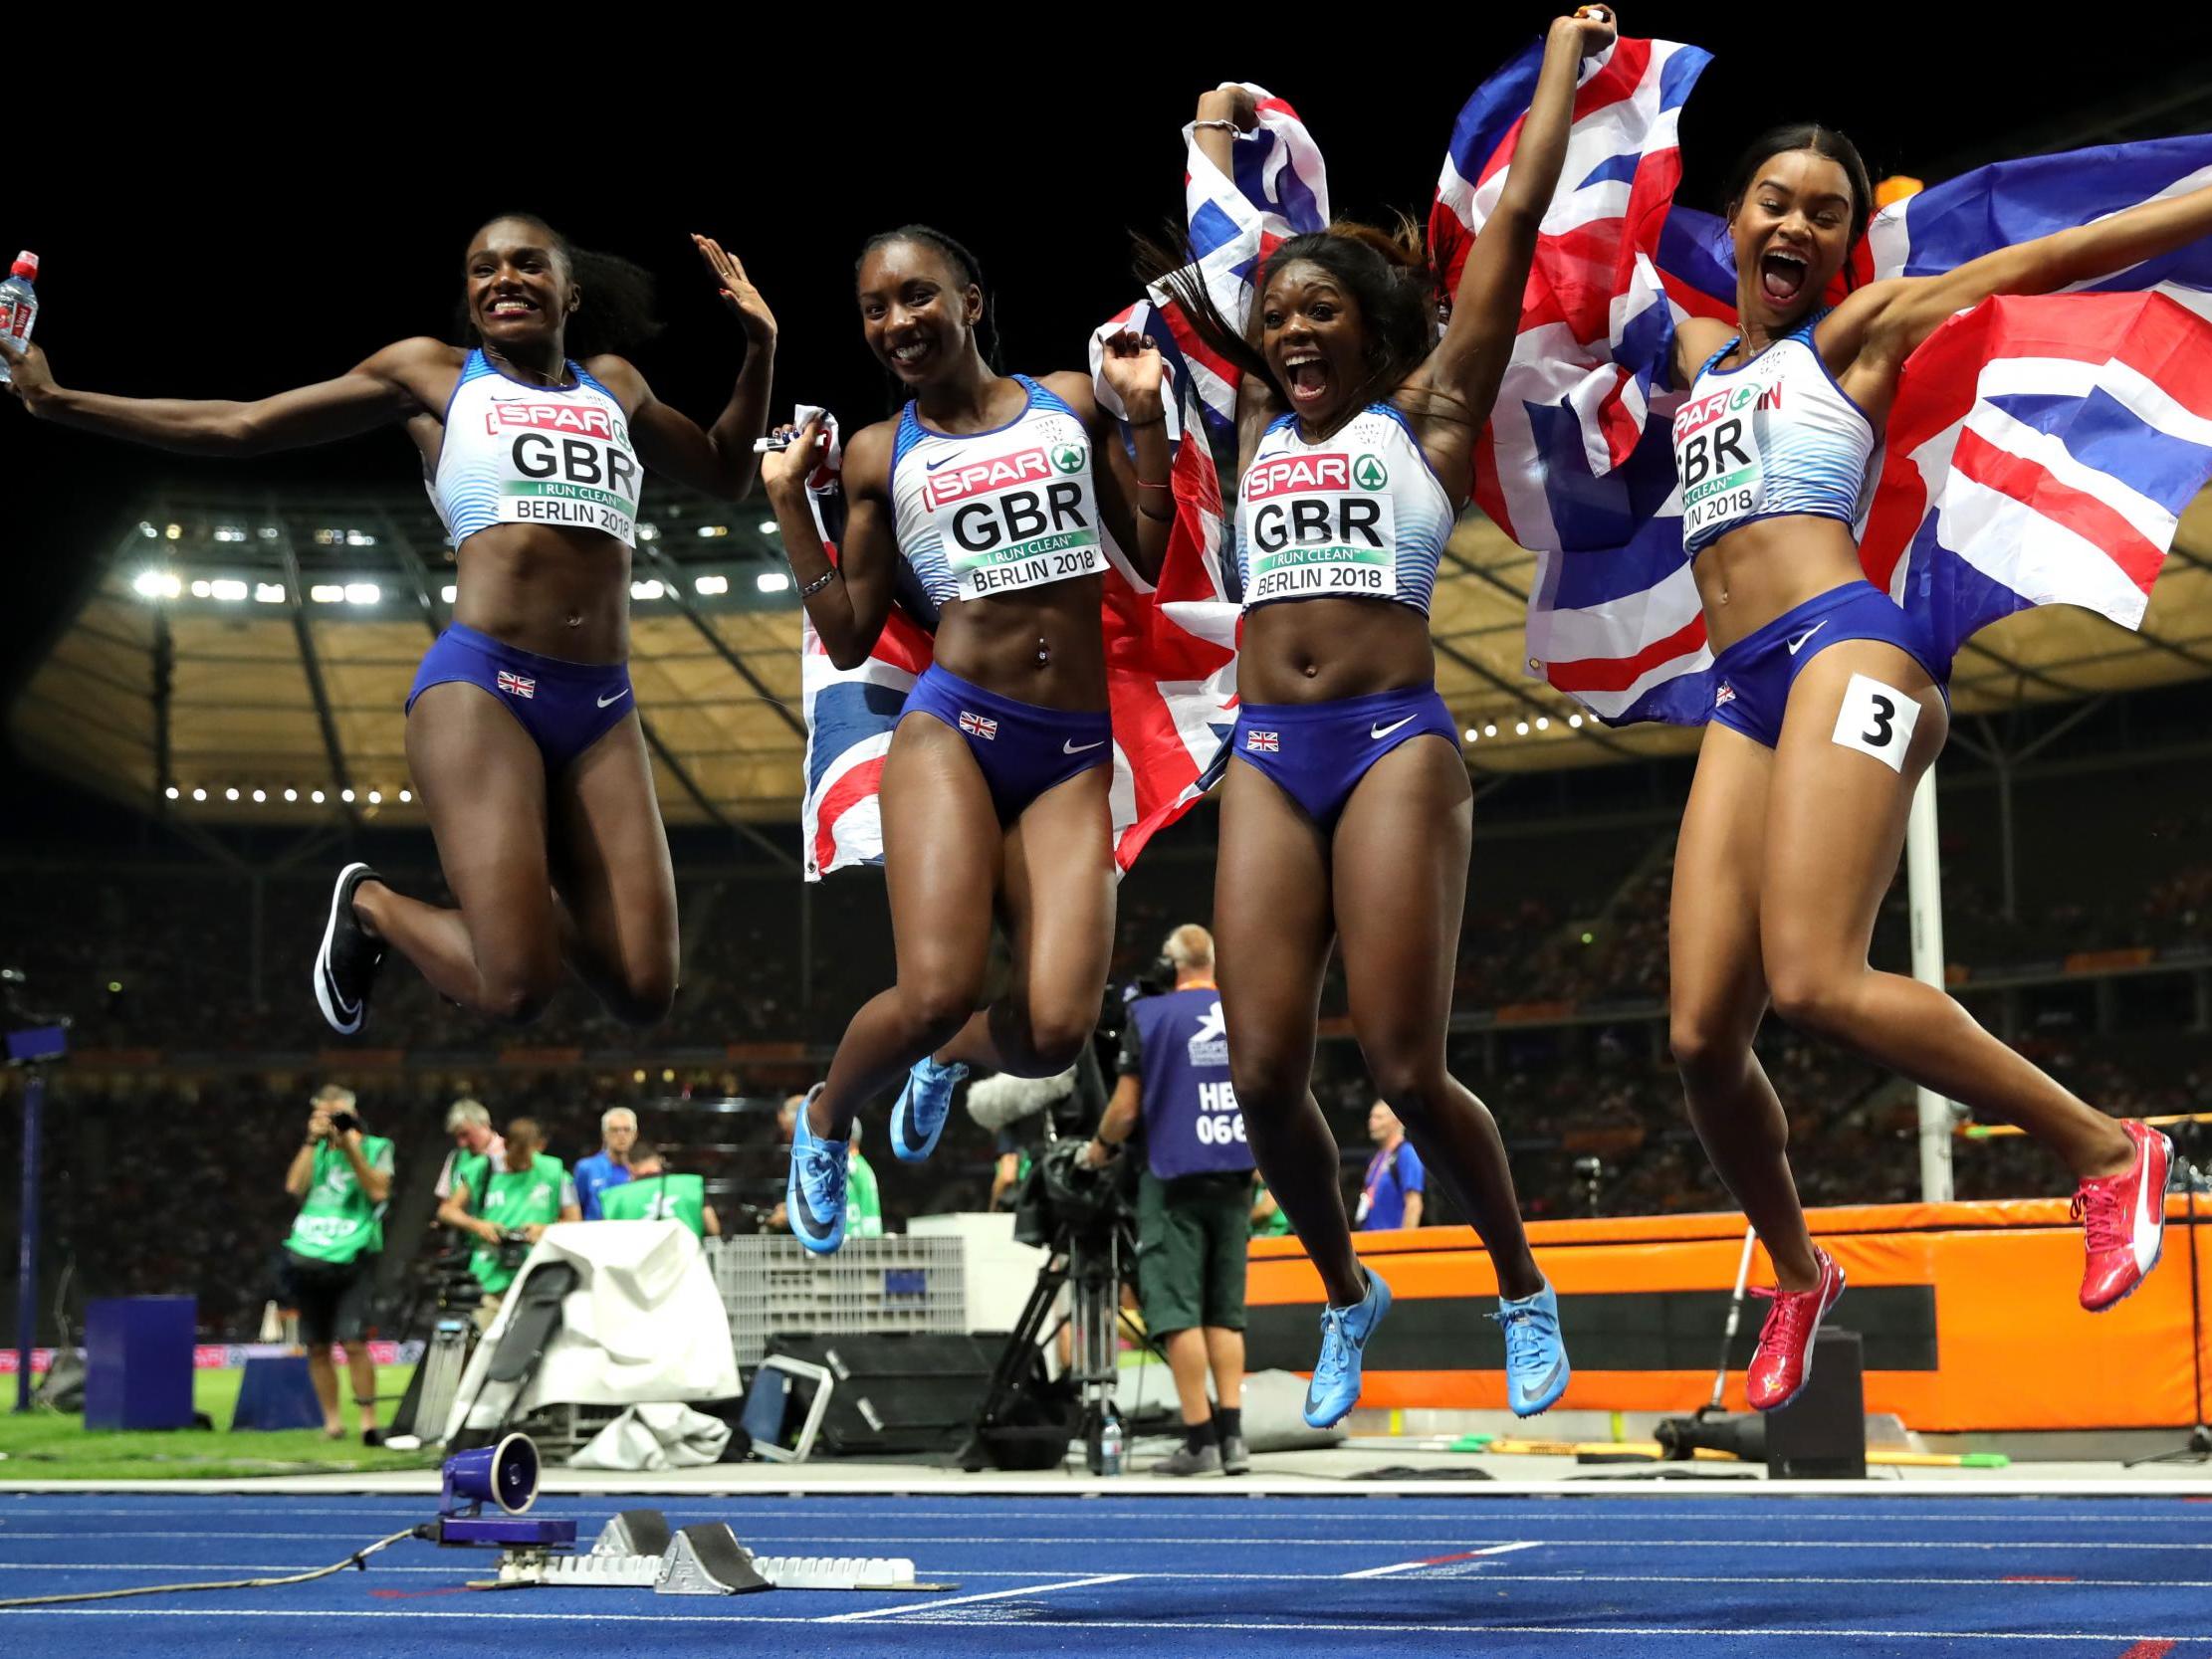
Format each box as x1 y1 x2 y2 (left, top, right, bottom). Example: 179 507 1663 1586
490 1510 936 1595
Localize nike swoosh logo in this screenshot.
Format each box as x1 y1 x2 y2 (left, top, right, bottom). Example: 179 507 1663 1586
597 688 630 709
324 962 361 1025
1063 737 1107 754
1523 1354 1568 1399
1786 621 1828 656
1370 716 1417 740
923 454 961 471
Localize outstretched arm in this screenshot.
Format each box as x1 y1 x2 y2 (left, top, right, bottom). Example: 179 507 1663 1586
607 237 778 500
1415 9 1618 460
1830 178 2212 413
1064 346 1176 584
0 334 439 455
761 417 902 671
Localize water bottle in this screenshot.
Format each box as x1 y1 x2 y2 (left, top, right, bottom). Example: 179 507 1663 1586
0 251 36 385
1097 1408 1124 1477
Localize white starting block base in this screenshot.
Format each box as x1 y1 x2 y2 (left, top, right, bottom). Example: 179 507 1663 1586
495 1508 923 1595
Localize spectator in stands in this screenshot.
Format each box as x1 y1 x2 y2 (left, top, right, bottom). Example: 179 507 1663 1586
598 1144 721 1237
1085 924 1251 1477
433 1098 503 1204
847 1121 884 1240
280 1084 393 1445
437 1117 578 1325
572 1106 637 1220
1357 1103 1425 1231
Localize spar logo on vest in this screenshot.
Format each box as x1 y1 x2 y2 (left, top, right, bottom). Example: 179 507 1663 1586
485 394 639 536
1187 1000 1228 1068
1242 449 1397 601
923 432 1102 600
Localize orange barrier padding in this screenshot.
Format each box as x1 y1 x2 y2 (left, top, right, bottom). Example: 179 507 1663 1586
1246 1200 2211 1432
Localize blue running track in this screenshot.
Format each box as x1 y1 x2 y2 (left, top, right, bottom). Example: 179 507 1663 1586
0 1491 2206 1656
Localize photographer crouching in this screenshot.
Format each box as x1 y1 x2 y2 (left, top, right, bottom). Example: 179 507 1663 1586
281 1084 393 1444
436 1117 579 1329
1085 925 1252 1477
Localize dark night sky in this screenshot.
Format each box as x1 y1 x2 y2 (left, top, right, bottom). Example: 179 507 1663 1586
5 18 2206 763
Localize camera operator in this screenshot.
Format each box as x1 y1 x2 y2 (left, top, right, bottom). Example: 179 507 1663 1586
1084 924 1251 1478
281 1084 393 1445
597 1143 723 1238
1358 1102 1426 1231
573 1107 638 1220
436 1117 578 1328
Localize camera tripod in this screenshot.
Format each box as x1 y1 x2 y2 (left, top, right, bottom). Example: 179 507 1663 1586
965 1209 1162 1474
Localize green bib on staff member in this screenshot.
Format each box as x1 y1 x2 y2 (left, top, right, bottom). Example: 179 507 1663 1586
599 1171 707 1237
284 1137 394 1265
462 1153 571 1294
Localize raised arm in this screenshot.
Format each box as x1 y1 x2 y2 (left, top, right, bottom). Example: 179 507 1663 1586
1827 179 2212 417
600 237 778 500
761 417 903 671
1413 11 1617 472
0 334 441 456
1054 358 1175 584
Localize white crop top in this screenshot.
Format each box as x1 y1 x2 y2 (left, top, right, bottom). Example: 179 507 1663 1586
1670 311 1876 558
888 375 1105 606
432 349 641 548
1233 403 1454 614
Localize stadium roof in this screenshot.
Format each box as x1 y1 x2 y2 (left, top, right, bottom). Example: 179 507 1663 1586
12 480 2212 836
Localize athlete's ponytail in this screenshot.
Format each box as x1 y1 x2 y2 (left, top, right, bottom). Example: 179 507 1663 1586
457 212 663 361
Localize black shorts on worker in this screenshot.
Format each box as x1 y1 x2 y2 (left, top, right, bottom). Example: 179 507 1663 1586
284 1249 378 1347
1137 1170 1253 1338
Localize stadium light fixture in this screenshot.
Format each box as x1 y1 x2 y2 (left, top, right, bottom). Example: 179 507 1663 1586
696 525 727 538
310 584 344 603
1515 722 1530 735
311 789 326 804
1568 714 1584 728
441 584 458 603
165 522 181 539
343 582 379 605
284 788 298 802
138 521 157 538
191 787 207 802
367 789 382 805
164 785 179 800
637 523 659 541
1463 727 1478 743
1535 716 1549 731
1483 724 1498 738
211 579 249 602
758 520 778 536
346 530 376 546
224 787 240 801
132 569 180 599
757 571 791 595
255 582 286 604
189 579 214 599
399 789 412 803
214 525 247 543
251 788 267 803
340 788 355 803
631 579 664 601
694 574 729 595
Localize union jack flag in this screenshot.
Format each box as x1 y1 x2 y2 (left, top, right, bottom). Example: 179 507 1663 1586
957 710 999 741
1436 35 2212 726
1244 729 1280 753
801 89 1326 879
495 669 536 700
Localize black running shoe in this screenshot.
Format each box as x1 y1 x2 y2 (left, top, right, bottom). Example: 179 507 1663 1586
314 862 385 1036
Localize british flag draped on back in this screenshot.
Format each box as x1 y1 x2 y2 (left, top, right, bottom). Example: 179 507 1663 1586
800 87 1328 879
1435 37 2212 726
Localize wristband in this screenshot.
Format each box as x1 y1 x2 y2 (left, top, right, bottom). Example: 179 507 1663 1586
1193 119 1241 135
797 566 839 598
1126 414 1168 430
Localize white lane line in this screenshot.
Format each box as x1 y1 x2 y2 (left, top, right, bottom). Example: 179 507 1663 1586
1 1531 2208 1550
1345 1541 1543 1577
817 1572 1135 1624
0 1608 2205 1643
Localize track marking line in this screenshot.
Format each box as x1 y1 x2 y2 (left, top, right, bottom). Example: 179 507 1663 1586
0 1607 2206 1642
817 1572 1135 1623
1345 1541 1542 1577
